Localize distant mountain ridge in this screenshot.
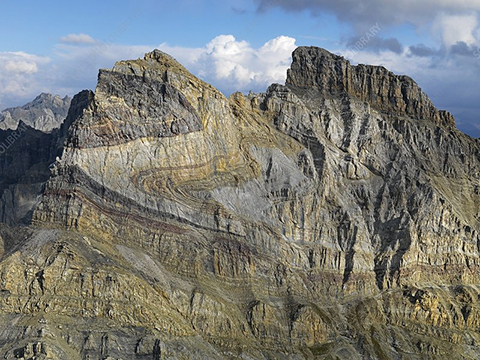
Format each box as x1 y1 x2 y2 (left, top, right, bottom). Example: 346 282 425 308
0 93 71 133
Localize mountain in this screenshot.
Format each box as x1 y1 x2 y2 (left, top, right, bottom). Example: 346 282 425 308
0 93 71 133
0 92 88 226
1 47 480 359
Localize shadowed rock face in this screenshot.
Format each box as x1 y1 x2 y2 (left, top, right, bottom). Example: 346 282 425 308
0 47 480 359
0 91 90 226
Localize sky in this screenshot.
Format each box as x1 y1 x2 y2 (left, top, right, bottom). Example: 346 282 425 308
1 0 480 137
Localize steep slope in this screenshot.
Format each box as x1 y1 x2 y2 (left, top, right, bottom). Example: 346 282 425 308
0 91 91 225
0 47 480 359
0 93 71 133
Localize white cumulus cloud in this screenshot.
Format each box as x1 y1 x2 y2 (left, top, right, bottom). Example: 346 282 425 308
4 60 38 74
0 52 51 108
60 33 96 45
434 14 479 47
160 35 297 94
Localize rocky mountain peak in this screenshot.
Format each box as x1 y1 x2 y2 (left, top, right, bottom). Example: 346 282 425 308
0 93 71 133
286 46 455 125
104 49 220 99
144 49 188 70
31 93 69 106
110 49 188 79
32 92 52 102
66 50 219 149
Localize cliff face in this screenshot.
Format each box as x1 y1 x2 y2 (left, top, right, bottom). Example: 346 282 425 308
287 47 455 125
0 47 480 359
0 91 90 226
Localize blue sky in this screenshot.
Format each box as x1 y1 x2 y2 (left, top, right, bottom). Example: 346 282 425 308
1 0 480 136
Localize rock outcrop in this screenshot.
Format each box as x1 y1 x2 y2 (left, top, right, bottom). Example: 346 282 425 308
287 47 455 125
0 93 71 133
0 47 479 359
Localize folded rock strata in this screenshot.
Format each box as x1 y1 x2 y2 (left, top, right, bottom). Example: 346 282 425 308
0 47 479 359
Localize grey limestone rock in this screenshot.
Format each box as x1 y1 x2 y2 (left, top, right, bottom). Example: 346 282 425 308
287 46 455 125
0 47 479 359
0 93 71 133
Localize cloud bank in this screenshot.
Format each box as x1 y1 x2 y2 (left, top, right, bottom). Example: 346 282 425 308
255 0 480 36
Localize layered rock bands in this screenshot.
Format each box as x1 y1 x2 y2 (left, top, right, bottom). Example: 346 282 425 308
0 47 479 359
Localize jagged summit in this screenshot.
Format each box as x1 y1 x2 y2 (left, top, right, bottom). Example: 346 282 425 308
104 49 221 97
0 93 71 133
68 49 225 149
109 49 189 79
286 46 455 125
31 92 69 104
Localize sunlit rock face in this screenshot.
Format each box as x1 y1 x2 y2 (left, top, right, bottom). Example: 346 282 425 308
0 93 71 133
0 47 479 359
